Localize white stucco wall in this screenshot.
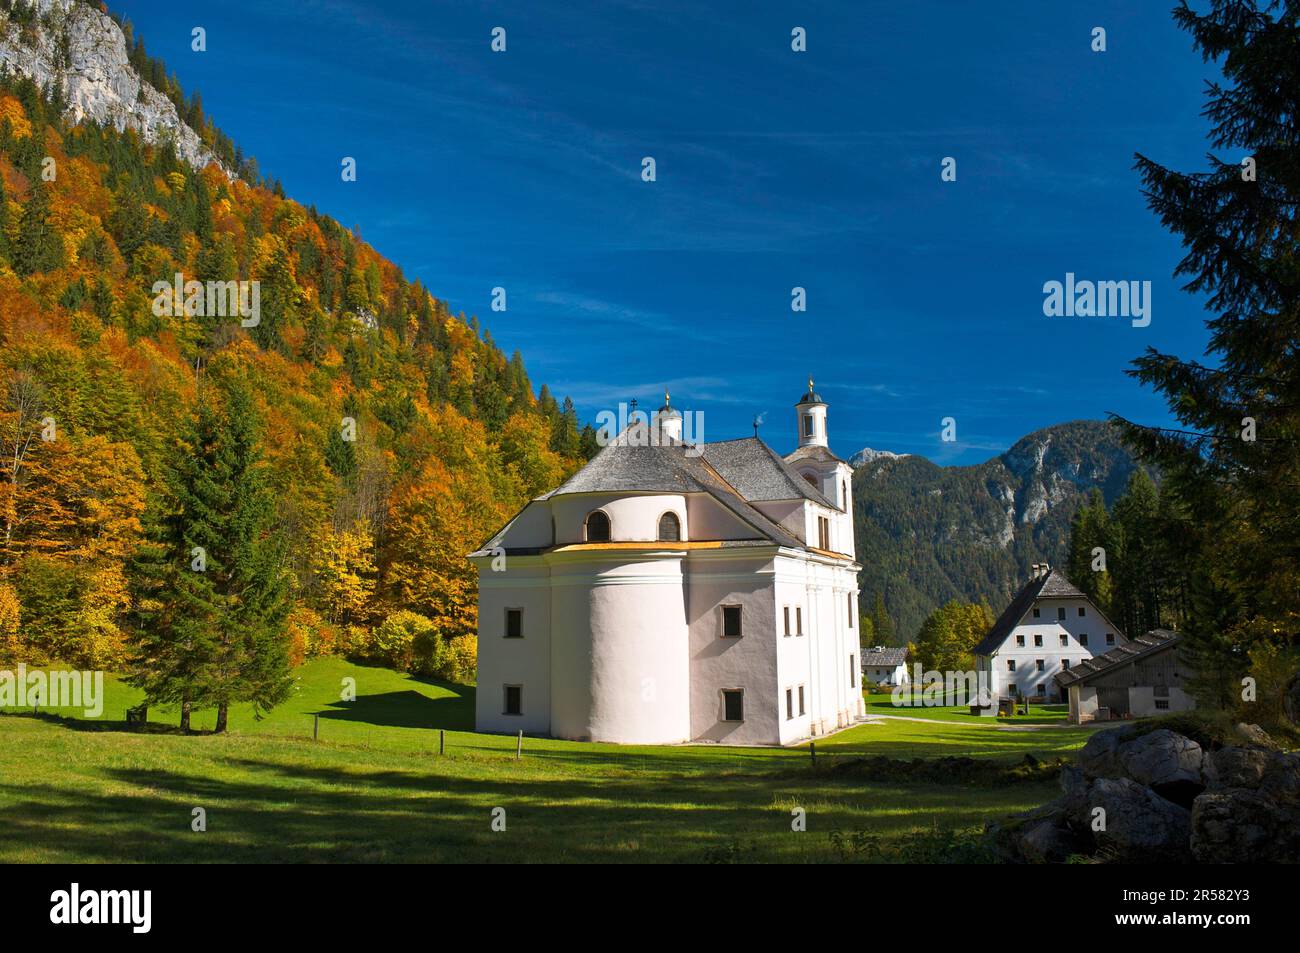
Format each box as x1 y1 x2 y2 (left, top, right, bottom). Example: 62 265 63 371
983 597 1126 699
474 558 552 736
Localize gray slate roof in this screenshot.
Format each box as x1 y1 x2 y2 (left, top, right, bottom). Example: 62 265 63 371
972 568 1091 657
1054 629 1181 688
861 646 908 667
784 443 847 466
701 437 836 508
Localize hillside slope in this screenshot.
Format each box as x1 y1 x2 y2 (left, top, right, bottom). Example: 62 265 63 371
854 420 1140 641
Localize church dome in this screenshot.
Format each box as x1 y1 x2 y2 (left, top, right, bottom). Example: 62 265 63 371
796 377 824 406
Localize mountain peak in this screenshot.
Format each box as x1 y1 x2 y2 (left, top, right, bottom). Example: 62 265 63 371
850 446 910 467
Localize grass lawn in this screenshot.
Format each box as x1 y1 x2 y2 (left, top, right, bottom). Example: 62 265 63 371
0 659 1101 863
862 691 1074 726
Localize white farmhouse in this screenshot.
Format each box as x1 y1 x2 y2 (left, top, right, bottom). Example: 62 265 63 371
861 646 909 687
973 564 1129 702
469 382 863 745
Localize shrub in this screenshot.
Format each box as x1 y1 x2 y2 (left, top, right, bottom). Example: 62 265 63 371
373 610 436 671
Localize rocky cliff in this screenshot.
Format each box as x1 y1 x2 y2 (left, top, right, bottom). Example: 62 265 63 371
0 0 228 174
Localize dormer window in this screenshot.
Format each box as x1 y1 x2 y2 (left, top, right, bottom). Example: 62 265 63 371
657 512 681 542
803 473 817 486
585 510 611 542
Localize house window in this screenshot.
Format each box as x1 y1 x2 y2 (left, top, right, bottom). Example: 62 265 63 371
503 685 522 716
803 473 817 486
1154 699 1170 710
1106 633 1116 646
1078 607 1086 617
798 685 806 716
657 512 681 541
1062 659 1071 669
850 656 856 688
803 414 815 437
1007 660 1016 672
1016 635 1025 647
795 606 803 635
505 608 523 639
722 689 744 722
1008 684 1020 697
1032 608 1041 619
783 606 791 637
1038 683 1046 695
847 593 853 626
722 605 743 638
1057 607 1067 621
1036 659 1045 672
585 510 611 542
841 480 847 507
817 517 830 550
1034 634 1043 647
1059 634 1068 647
786 688 794 720
1079 634 1089 647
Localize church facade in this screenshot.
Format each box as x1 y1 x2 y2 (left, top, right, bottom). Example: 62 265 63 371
469 383 863 745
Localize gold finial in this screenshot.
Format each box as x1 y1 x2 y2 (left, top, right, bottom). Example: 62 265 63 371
808 376 814 393
664 389 670 407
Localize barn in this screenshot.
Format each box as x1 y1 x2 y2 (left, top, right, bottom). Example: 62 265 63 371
1053 629 1194 724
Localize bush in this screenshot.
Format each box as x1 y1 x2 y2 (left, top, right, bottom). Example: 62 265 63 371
373 610 436 671
285 606 339 666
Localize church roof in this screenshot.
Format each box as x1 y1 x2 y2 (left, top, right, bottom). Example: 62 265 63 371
972 568 1091 657
784 444 847 466
701 437 836 507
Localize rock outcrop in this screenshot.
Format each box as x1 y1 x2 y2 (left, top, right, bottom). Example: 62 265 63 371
989 722 1300 863
0 0 229 175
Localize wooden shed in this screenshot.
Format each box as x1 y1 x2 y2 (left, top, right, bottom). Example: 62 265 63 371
1053 629 1194 724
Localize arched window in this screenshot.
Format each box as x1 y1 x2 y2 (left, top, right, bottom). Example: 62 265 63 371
585 510 611 542
803 473 817 486
658 512 681 542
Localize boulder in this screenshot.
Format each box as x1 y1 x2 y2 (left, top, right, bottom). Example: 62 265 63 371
1191 788 1300 863
1087 777 1193 863
1233 722 1279 750
1205 747 1271 790
1118 729 1204 806
985 803 1086 864
1077 724 1140 779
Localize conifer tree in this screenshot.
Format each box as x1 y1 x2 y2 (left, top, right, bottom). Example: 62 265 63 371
13 179 64 275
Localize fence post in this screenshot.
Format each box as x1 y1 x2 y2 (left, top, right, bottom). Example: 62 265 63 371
810 741 816 766
313 714 319 740
516 730 523 760
439 729 445 755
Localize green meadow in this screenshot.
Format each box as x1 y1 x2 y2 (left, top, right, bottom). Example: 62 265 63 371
0 659 1101 863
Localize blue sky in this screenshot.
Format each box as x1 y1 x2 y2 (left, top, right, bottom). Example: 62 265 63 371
116 0 1223 465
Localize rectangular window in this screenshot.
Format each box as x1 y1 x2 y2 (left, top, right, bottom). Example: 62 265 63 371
505 608 523 639
722 689 744 722
850 656 856 688
503 684 522 716
1154 699 1170 710
1038 683 1046 695
1078 606 1086 617
796 606 803 635
798 685 806 716
1057 607 1067 621
1016 634 1025 647
1034 634 1043 647
783 606 791 637
847 593 854 626
817 517 830 550
786 688 793 720
1007 660 1016 672
722 605 743 638
1008 683 1020 697
1106 633 1116 646
803 414 815 437
1059 634 1068 647
1062 659 1071 670
1032 608 1041 618
1036 659 1045 671
1079 633 1089 647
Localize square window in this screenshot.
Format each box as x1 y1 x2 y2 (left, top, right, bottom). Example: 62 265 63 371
1078 607 1086 617
1036 659 1045 671
505 608 523 639
1032 608 1041 619
1007 660 1016 672
1106 633 1116 646
1059 634 1068 647
722 605 743 638
798 685 806 716
1034 634 1043 647
503 685 522 716
786 688 793 720
1079 634 1089 646
1016 634 1025 647
1062 659 1071 669
722 689 744 722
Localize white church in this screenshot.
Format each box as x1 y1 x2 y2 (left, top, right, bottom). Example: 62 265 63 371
470 382 864 745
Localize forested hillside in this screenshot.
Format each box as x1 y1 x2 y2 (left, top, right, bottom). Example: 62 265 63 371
854 420 1141 643
0 18 593 685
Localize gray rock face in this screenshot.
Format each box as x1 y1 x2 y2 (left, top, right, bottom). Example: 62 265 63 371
1089 776 1193 863
1077 723 1140 779
0 0 230 176
1191 788 1300 864
1117 729 1205 806
1205 746 1271 790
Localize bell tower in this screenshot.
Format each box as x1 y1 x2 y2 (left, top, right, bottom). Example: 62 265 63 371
795 377 828 449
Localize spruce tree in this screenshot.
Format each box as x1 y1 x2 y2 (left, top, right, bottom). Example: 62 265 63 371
1115 0 1300 706
13 179 64 275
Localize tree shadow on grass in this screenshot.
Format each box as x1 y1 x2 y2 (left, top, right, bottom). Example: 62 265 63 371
314 689 473 731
